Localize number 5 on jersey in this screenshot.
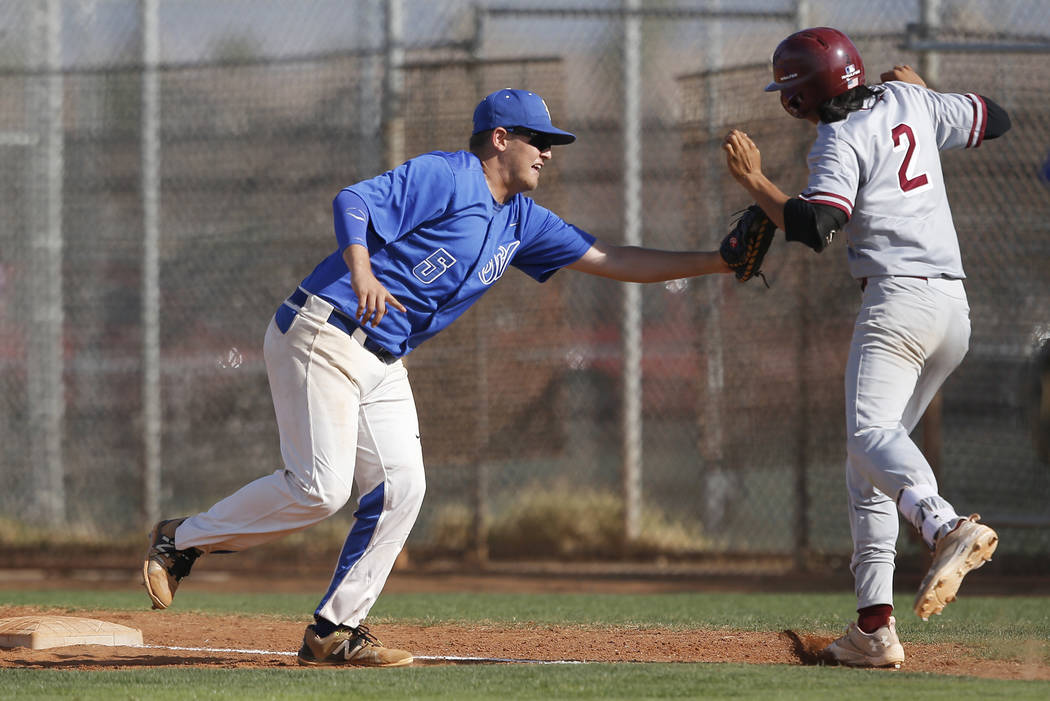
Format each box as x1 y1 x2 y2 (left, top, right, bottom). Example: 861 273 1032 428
412 248 457 284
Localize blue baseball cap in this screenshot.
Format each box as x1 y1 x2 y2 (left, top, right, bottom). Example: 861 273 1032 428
472 89 576 145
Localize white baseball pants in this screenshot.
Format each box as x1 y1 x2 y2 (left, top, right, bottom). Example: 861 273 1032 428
173 293 426 628
843 276 970 610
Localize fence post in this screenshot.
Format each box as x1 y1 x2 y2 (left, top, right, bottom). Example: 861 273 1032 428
919 0 942 87
794 265 812 570
698 8 727 535
383 0 405 171
621 0 643 545
141 0 162 528
27 0 66 527
466 6 490 567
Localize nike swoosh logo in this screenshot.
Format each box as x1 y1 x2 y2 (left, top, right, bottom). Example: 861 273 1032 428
509 222 518 227
346 207 366 222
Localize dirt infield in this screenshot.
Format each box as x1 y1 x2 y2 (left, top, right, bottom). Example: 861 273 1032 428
1 572 1048 680
0 606 1046 679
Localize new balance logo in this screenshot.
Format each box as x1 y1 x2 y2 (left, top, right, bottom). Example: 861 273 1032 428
332 639 359 660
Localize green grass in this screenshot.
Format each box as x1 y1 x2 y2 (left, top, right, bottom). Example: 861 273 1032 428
4 588 1048 634
2 588 1049 699
1 665 1046 700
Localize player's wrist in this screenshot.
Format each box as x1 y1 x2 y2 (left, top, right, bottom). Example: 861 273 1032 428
739 171 767 188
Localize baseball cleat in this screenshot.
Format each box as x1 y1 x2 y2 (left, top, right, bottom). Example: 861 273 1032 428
914 514 998 621
297 624 413 667
823 616 905 668
142 517 201 610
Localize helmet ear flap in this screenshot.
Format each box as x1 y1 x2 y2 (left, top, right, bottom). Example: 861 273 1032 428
782 92 805 119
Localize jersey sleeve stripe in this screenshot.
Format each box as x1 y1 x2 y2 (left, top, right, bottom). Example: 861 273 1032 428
800 190 854 216
965 93 987 148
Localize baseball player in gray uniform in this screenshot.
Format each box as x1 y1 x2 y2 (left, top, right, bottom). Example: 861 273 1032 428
723 27 1011 667
142 88 737 667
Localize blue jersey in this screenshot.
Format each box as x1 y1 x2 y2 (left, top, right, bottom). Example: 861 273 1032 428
299 151 595 357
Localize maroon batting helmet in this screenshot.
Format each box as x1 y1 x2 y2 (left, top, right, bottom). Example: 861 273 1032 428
764 27 865 119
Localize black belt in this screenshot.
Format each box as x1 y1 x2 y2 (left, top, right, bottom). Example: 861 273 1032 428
860 275 927 291
276 288 400 364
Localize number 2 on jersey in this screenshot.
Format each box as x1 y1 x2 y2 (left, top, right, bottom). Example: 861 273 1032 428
891 123 930 194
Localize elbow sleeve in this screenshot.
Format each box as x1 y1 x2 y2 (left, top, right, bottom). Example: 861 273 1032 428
783 198 847 253
333 190 370 250
981 96 1011 140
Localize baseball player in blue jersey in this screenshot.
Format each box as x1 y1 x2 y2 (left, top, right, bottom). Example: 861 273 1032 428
723 28 1011 668
143 88 736 666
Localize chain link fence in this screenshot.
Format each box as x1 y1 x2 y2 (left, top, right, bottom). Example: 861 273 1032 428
1 0 1048 573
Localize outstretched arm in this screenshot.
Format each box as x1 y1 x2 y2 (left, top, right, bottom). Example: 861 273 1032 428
567 239 731 282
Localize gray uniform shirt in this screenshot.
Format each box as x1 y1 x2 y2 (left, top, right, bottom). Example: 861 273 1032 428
799 81 989 280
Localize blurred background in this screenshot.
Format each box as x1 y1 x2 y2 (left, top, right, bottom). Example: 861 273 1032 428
1 0 1047 576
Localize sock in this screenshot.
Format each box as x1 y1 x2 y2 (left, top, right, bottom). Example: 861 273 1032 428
857 604 893 634
935 516 964 543
313 616 338 638
897 485 960 548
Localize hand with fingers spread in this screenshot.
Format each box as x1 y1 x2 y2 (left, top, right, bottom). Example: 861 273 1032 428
352 276 405 327
347 253 406 327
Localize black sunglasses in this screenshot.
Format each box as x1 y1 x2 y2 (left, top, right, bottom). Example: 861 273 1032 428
506 127 555 152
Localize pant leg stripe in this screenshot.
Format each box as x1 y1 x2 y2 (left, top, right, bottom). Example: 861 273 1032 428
314 482 385 616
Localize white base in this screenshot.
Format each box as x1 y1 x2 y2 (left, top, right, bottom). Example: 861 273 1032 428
0 616 143 650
